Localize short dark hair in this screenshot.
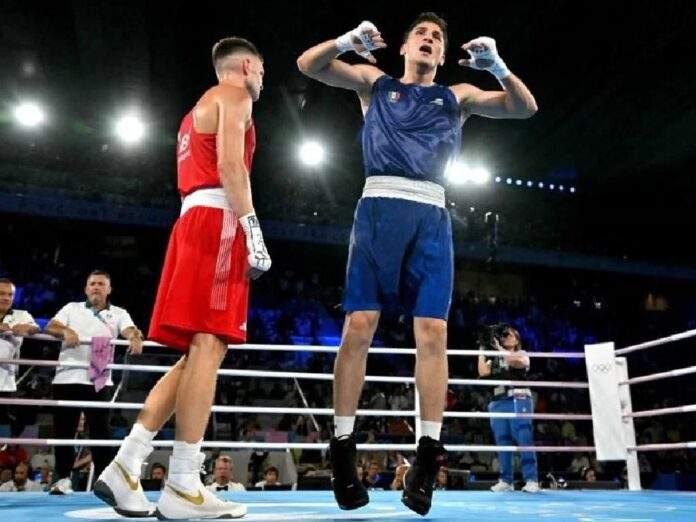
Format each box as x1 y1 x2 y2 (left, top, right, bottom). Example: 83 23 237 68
265 466 279 476
0 277 14 287
88 269 111 280
151 463 166 473
403 12 448 50
212 37 262 72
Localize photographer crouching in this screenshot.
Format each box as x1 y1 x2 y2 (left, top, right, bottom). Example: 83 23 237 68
477 324 539 493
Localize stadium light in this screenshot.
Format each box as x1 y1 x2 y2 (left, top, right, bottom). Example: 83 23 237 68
470 166 491 185
445 159 491 185
115 114 145 144
445 159 468 185
299 140 326 167
14 102 46 127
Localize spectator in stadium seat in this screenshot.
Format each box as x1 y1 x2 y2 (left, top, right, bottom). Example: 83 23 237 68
0 462 43 492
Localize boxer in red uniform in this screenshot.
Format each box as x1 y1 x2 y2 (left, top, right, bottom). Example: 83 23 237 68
93 37 269 519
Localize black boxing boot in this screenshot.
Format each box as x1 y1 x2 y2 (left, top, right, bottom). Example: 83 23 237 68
329 435 369 510
401 436 447 516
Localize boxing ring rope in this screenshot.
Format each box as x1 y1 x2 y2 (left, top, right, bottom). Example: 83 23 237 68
0 397 594 421
0 438 597 452
0 357 590 389
620 365 696 386
2 328 695 493
1 437 693 453
613 328 696 356
16 333 587 359
624 403 696 419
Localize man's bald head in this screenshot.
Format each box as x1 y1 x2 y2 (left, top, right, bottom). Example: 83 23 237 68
212 37 262 76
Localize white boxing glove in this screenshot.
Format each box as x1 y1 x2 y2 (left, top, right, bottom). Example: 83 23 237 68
459 36 510 80
239 213 271 279
336 21 382 62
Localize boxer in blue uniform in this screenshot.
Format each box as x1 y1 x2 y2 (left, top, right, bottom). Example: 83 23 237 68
297 12 537 515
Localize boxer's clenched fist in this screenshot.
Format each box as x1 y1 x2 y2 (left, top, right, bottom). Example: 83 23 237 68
336 21 387 63
459 36 510 79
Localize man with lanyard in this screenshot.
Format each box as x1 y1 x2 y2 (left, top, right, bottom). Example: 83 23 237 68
478 324 539 492
44 270 144 494
297 11 537 515
0 278 40 435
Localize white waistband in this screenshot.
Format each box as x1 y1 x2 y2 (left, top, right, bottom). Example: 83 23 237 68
361 176 446 208
180 188 231 216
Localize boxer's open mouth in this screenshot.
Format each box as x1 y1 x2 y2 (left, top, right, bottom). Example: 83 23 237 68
419 45 432 55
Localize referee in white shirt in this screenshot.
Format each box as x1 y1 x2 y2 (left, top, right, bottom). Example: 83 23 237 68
0 278 40 435
44 270 144 492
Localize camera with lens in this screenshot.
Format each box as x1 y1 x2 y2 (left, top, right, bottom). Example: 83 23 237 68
477 323 512 351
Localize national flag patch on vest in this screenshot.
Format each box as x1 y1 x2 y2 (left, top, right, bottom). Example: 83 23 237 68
388 91 400 102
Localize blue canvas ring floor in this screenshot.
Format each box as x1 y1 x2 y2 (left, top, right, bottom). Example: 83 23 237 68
1 489 695 521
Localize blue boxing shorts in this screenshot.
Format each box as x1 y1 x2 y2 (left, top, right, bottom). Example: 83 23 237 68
342 196 453 319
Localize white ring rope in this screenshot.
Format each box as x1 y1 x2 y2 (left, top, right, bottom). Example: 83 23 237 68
631 441 696 451
624 403 696 419
4 330 694 460
0 358 590 389
620 365 696 386
614 328 696 355
0 397 593 421
2 437 692 452
13 333 586 359
0 438 597 452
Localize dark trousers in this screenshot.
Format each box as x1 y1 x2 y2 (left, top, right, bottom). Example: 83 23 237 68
52 384 114 484
0 391 34 437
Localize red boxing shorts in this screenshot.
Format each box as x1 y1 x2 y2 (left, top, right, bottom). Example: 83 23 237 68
148 206 249 351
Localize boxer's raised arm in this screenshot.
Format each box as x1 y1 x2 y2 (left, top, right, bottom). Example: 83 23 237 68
297 22 386 92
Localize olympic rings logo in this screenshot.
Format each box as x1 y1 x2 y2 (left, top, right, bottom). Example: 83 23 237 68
592 363 612 373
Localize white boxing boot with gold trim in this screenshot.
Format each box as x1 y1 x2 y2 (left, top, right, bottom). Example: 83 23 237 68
155 453 246 520
94 421 157 517
94 460 155 517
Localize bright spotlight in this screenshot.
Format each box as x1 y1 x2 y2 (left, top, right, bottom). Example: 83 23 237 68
549 184 555 190
445 160 468 185
115 114 145 144
515 179 522 186
506 178 512 184
526 180 533 187
470 166 491 185
495 176 501 183
14 102 45 127
538 182 544 188
299 140 326 167
559 185 565 191
570 187 576 193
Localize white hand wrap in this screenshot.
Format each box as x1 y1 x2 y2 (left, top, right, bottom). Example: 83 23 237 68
239 213 271 274
336 21 379 59
465 36 510 79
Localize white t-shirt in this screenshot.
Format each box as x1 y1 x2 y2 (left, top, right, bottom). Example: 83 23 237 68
0 478 43 492
206 480 246 492
51 302 135 386
0 309 38 392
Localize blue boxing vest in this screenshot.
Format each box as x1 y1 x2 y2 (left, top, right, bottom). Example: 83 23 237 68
361 75 461 187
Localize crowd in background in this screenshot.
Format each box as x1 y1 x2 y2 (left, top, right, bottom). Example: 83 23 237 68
1 220 695 492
